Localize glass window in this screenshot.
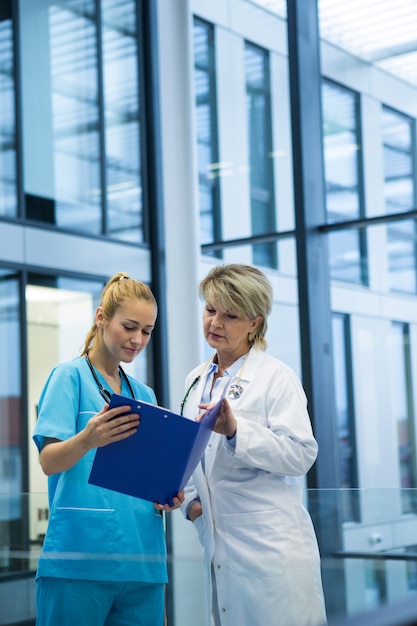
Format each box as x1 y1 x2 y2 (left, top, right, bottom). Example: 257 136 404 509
20 0 101 231
50 0 101 232
193 18 221 255
26 274 102 561
102 0 144 243
245 41 277 269
247 0 287 18
382 107 417 294
332 313 359 522
390 322 416 514
0 271 23 575
364 561 387 610
19 0 145 242
0 1 17 218
328 229 367 284
406 546 417 593
25 272 152 557
322 80 367 285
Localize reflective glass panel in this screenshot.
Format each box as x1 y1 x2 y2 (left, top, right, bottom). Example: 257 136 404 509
20 0 101 233
387 236 417 294
0 271 23 575
332 313 359 522
245 42 277 268
193 18 221 255
322 81 367 284
322 82 360 222
382 107 417 294
390 322 416 513
26 275 101 568
27 273 151 542
328 229 366 284
102 0 143 243
406 547 417 593
49 0 101 231
364 561 387 610
0 1 17 217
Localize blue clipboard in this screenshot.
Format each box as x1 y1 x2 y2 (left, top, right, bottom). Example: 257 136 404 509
88 392 224 505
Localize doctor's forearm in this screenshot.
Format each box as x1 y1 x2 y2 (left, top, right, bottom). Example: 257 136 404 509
187 500 203 522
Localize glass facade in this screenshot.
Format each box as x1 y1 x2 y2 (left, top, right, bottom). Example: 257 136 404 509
364 561 387 610
332 313 359 522
193 17 221 254
0 271 22 575
0 2 16 218
390 322 416 513
322 80 367 284
1 1 417 624
0 3 153 620
26 274 105 545
19 0 144 241
245 41 277 268
101 0 144 242
382 106 417 293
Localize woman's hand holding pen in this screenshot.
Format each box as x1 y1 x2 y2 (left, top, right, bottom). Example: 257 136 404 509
196 397 237 439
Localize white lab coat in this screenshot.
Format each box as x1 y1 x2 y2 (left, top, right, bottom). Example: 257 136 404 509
182 348 327 626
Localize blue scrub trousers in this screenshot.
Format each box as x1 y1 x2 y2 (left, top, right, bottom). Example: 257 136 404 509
36 578 165 626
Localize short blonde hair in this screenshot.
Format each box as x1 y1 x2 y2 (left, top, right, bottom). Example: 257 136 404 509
81 272 157 355
199 264 272 350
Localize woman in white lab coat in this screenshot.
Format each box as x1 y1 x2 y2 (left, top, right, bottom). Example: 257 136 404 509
181 264 327 626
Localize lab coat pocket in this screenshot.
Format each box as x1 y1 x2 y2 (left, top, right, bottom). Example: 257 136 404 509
233 409 265 425
220 509 287 577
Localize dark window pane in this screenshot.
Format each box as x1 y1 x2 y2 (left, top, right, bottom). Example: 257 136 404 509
322 81 367 284
390 322 416 513
0 272 23 574
20 0 144 242
332 313 359 522
245 42 277 269
193 18 221 257
102 0 143 243
21 0 102 232
322 82 360 223
0 4 17 217
382 107 417 294
328 229 366 284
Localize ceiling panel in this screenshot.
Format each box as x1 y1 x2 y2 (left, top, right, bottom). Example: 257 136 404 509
248 0 417 88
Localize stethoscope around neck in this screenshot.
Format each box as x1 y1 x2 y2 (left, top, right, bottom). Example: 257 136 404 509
85 352 135 402
180 352 249 416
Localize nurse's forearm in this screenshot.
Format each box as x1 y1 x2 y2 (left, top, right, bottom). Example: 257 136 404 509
39 432 91 475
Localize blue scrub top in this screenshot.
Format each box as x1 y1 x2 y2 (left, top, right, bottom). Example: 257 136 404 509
33 357 168 583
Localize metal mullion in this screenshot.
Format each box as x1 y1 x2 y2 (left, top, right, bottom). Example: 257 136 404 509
318 209 417 232
201 228 295 253
138 4 173 623
95 0 108 234
356 93 369 285
287 0 346 615
207 21 222 252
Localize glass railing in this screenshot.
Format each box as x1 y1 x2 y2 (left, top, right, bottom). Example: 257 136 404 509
2 490 417 626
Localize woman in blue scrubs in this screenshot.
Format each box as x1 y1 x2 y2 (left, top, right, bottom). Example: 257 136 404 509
33 273 183 626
